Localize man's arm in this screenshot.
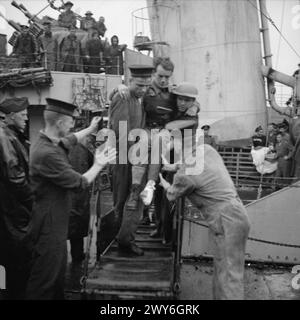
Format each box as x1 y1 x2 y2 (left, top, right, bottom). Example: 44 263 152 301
159 170 196 202
0 135 33 205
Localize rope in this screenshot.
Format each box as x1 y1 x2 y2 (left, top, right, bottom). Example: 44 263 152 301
247 0 300 59
275 0 286 68
184 216 300 249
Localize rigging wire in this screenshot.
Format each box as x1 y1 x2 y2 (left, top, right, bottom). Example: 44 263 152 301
275 0 286 68
247 0 300 59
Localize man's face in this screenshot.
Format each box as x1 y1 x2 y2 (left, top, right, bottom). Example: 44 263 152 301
65 4 72 11
21 27 29 35
130 78 151 98
203 128 209 136
279 127 284 133
276 134 282 143
11 109 28 132
153 65 173 89
112 38 118 46
99 17 105 23
44 24 51 33
176 96 194 113
257 129 263 136
86 14 92 19
57 115 75 137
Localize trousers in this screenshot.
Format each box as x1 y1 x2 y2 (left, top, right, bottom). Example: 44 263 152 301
208 198 250 300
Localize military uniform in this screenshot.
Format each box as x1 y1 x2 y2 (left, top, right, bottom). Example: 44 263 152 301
26 131 89 300
38 32 58 71
85 38 104 73
80 17 97 32
59 34 82 72
13 32 38 68
105 42 127 75
58 10 77 29
0 98 32 300
166 144 250 300
275 140 293 179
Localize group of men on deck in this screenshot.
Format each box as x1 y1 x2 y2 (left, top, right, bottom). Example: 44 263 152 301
12 1 127 75
0 55 250 300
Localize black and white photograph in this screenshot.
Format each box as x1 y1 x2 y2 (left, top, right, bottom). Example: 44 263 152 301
0 0 300 307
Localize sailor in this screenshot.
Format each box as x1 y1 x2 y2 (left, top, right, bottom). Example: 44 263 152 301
58 1 77 29
0 98 33 299
201 125 217 149
59 26 82 72
96 16 107 37
12 25 38 68
140 82 200 240
26 98 115 299
38 20 58 71
85 30 104 74
159 143 250 300
275 132 293 180
278 122 292 144
251 125 266 148
80 11 97 33
105 35 127 75
109 65 153 256
112 58 200 224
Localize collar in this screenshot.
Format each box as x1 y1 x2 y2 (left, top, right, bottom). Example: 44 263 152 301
151 81 169 94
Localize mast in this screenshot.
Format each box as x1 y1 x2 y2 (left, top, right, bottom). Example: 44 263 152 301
147 0 267 142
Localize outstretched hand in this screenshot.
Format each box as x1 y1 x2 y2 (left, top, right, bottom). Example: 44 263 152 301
89 116 102 133
94 146 116 168
159 173 171 190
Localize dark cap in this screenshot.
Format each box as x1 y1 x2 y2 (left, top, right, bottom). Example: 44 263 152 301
45 98 77 117
85 11 93 15
0 97 29 114
64 1 74 6
129 65 154 78
20 24 29 29
201 125 210 130
255 125 263 132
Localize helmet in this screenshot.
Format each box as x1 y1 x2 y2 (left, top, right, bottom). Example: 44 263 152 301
172 82 198 98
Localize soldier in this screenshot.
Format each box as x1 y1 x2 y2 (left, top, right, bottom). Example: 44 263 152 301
12 25 38 68
105 35 127 75
201 125 217 149
59 26 82 72
159 143 250 300
80 11 97 34
26 98 116 300
58 1 77 29
275 132 293 181
109 65 153 256
0 98 33 300
85 31 104 74
113 58 199 226
38 20 58 71
96 16 107 37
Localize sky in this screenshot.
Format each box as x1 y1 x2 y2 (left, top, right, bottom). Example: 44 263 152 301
0 0 299 75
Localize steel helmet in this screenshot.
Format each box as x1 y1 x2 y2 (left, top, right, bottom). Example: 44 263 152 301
172 82 198 98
